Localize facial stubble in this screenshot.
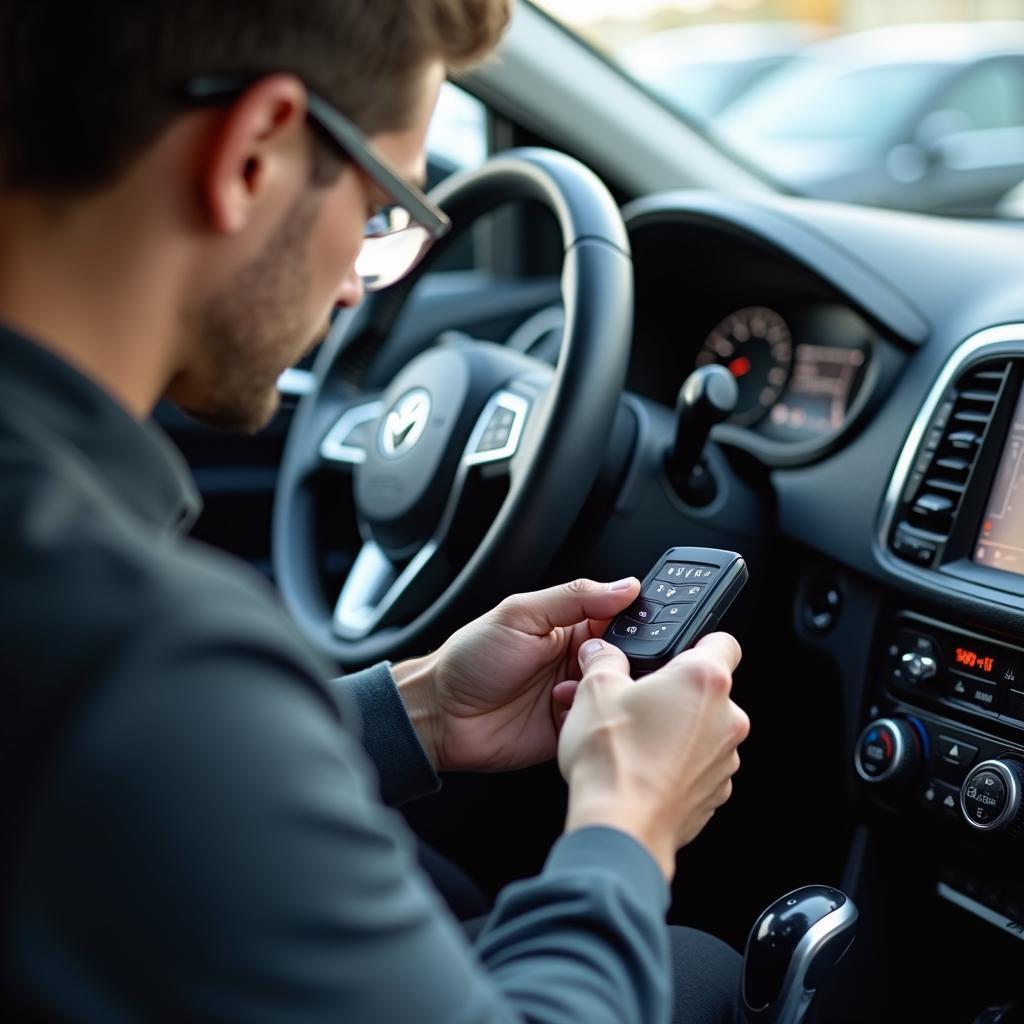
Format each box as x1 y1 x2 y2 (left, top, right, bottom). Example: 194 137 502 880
173 188 326 433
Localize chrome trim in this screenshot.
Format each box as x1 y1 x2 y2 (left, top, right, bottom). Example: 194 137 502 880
332 539 437 637
877 323 1024 563
320 401 383 466
463 391 531 466
746 894 858 1024
854 718 906 784
937 883 1024 940
959 758 1021 833
277 367 317 398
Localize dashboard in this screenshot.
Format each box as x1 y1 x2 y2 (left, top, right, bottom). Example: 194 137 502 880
606 191 1024 1009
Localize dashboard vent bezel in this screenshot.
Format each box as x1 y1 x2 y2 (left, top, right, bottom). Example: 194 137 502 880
879 325 1024 600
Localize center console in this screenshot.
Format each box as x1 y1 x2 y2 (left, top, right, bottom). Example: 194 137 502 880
863 325 1024 942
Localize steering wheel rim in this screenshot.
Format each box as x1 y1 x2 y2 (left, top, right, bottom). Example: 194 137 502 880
273 148 633 667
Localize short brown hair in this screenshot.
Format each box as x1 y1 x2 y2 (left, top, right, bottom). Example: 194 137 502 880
0 0 511 193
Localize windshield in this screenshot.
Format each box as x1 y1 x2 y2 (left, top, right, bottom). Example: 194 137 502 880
532 1 1024 219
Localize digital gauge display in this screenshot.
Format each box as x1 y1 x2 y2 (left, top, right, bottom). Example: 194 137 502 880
761 344 867 443
696 307 793 427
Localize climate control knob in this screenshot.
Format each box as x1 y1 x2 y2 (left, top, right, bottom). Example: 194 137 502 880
960 759 1024 835
854 718 922 785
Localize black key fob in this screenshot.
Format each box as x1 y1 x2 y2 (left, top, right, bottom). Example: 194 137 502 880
603 546 748 674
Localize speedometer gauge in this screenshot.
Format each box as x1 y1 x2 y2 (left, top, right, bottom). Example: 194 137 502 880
696 307 793 426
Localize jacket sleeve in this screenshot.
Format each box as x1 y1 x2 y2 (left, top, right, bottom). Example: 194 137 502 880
330 661 441 806
8 627 671 1024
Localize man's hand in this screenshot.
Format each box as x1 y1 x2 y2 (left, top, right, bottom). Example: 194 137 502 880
391 578 641 773
558 633 749 880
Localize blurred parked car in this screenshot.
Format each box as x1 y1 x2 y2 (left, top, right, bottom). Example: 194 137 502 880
716 22 1024 217
616 21 826 122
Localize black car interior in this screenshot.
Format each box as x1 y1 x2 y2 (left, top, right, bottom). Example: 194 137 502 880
156 113 1024 1018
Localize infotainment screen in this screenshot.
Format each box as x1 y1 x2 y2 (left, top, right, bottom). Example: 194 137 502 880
974 385 1024 574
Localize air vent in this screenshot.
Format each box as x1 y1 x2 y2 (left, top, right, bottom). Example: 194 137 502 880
891 359 1011 567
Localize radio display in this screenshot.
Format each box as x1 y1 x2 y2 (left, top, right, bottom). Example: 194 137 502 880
975 385 1024 575
953 645 997 676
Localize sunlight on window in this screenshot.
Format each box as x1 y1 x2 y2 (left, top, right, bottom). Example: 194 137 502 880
531 0 1024 218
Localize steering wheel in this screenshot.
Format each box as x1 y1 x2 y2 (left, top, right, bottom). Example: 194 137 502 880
273 149 633 667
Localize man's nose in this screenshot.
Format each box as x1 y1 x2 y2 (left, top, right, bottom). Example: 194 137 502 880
335 265 365 309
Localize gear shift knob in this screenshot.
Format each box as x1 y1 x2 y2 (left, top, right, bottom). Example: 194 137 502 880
742 885 857 1024
666 364 738 505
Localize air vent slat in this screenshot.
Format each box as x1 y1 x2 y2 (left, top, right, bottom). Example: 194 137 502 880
923 478 965 496
952 411 992 425
892 356 1012 562
958 390 1000 404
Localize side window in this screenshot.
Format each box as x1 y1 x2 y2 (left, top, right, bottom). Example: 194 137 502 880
427 82 488 184
934 60 1024 132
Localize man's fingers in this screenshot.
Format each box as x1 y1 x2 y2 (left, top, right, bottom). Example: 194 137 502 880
494 577 640 635
578 638 631 679
691 631 743 673
552 679 579 706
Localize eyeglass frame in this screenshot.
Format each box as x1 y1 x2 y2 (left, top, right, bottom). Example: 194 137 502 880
183 75 451 257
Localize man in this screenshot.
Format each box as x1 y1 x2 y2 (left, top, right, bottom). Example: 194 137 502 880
0 1 750 1021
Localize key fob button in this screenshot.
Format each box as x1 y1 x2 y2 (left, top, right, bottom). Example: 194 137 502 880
625 600 660 625
654 604 694 624
641 621 682 643
642 579 694 603
613 619 645 638
655 563 719 585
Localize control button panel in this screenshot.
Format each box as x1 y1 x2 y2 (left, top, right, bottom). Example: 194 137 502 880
883 613 1024 728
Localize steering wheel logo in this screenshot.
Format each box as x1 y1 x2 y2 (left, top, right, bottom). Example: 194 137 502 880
380 389 432 458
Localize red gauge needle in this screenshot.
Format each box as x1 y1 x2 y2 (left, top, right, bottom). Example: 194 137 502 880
728 356 751 378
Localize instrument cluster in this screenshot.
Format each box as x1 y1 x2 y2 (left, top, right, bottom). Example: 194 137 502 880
694 303 872 445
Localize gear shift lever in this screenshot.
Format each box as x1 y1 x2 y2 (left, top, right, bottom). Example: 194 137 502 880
666 364 738 506
742 885 858 1024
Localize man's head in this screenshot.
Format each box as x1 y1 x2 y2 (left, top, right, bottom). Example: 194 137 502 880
0 0 511 429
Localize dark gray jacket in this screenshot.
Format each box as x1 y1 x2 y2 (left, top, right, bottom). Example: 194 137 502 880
0 322 670 1022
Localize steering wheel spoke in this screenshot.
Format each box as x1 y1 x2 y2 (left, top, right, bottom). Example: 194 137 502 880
332 539 446 639
319 399 383 470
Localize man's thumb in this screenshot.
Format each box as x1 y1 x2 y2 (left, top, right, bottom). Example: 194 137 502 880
578 638 631 677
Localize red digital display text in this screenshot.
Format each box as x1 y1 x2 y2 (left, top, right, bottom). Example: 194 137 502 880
954 646 996 675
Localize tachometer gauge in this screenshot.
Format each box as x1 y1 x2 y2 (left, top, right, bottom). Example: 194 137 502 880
696 307 793 426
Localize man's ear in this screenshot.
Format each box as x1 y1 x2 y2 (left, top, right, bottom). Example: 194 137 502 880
200 74 309 235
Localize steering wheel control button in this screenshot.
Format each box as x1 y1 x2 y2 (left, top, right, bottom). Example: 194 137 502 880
624 600 660 625
948 673 998 714
959 759 1023 832
938 735 978 772
464 391 530 466
854 718 920 785
655 562 719 585
921 779 961 819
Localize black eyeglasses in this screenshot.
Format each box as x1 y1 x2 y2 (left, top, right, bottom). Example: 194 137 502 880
184 76 451 291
